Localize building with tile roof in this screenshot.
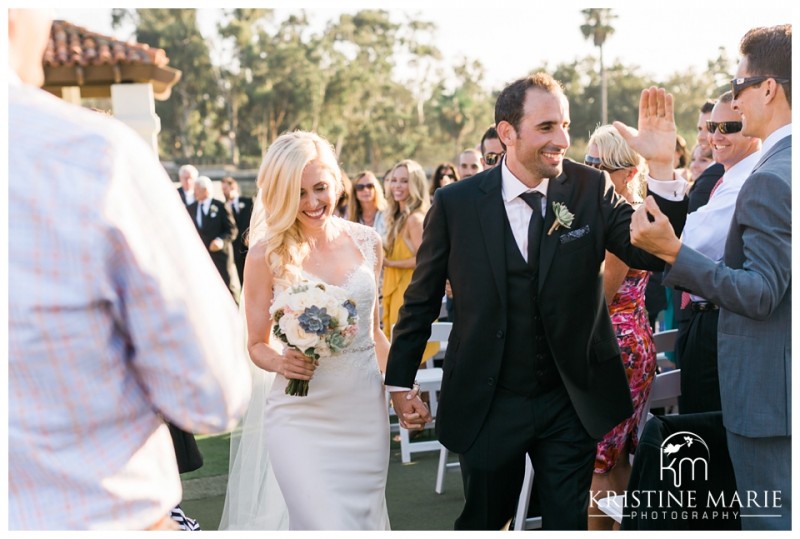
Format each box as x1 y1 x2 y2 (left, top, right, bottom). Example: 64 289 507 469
42 20 182 153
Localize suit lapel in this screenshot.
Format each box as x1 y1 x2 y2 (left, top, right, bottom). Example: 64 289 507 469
477 170 508 311
539 171 571 289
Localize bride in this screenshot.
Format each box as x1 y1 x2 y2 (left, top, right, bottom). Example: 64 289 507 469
220 131 406 530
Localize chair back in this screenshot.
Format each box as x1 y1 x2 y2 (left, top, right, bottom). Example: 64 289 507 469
637 369 681 437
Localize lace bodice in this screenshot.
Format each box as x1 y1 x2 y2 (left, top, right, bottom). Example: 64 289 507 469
300 219 380 373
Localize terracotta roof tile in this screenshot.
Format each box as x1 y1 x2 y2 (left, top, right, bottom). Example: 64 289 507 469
44 20 171 69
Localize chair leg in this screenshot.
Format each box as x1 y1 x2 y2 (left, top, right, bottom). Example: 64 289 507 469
512 455 542 530
400 427 411 464
435 446 449 494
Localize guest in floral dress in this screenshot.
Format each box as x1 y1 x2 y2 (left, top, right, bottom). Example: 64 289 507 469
584 125 657 530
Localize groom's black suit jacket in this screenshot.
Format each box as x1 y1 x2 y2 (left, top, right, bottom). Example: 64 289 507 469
385 160 687 453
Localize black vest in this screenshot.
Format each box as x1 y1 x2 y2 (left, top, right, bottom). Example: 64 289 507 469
496 213 561 396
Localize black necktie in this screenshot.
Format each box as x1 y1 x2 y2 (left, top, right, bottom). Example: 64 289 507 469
519 191 544 269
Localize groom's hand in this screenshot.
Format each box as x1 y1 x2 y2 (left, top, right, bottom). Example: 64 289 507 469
391 389 432 429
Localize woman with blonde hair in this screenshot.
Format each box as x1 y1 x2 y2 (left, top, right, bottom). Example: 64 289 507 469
381 159 438 362
584 124 656 530
221 131 407 531
348 170 388 237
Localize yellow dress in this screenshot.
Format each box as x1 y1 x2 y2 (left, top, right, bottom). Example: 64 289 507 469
382 233 439 363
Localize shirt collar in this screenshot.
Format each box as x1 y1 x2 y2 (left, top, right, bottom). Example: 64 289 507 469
500 158 549 203
760 124 791 157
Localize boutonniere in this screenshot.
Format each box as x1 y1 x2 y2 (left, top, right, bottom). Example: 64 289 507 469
548 202 575 235
210 207 218 218
238 201 245 210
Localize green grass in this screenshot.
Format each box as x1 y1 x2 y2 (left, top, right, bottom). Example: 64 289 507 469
180 433 233 480
180 431 465 530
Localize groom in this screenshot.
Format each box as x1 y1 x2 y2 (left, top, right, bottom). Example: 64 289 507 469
386 74 688 530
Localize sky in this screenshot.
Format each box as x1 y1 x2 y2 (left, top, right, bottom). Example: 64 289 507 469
53 1 794 91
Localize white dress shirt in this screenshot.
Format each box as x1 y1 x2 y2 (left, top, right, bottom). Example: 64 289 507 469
501 160 549 263
682 150 761 301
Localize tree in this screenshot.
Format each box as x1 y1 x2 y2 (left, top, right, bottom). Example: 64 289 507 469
113 9 225 161
580 8 617 125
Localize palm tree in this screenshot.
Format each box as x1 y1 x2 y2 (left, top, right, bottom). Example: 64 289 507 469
580 8 617 125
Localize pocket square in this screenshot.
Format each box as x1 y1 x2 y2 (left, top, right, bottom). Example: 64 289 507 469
559 224 590 244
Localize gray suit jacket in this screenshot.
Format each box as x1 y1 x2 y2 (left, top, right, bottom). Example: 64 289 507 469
664 135 791 438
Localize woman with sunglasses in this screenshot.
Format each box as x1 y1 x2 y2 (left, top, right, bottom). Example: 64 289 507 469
430 162 459 198
584 125 656 531
349 170 388 238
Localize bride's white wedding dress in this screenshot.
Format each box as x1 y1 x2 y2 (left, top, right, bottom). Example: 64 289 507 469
221 218 390 531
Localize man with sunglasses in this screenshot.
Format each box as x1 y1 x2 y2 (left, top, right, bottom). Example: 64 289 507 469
480 125 505 170
673 91 761 417
631 24 791 530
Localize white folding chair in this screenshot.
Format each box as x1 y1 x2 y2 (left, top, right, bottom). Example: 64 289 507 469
390 322 451 464
512 454 543 530
653 328 678 370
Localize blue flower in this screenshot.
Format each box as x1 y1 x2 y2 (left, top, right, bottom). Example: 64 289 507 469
298 306 331 335
343 300 357 319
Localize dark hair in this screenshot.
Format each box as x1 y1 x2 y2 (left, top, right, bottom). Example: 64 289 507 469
431 162 459 196
700 99 717 114
740 24 792 107
495 73 563 132
718 90 734 105
480 125 499 154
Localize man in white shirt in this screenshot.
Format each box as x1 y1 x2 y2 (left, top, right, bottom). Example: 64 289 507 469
675 91 761 413
631 24 791 530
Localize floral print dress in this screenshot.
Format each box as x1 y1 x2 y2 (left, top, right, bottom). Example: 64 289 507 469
594 268 657 473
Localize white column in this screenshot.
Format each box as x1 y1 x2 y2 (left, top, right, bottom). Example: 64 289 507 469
60 86 82 104
111 83 162 154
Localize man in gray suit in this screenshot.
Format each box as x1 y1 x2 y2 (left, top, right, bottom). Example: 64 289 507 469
630 24 791 530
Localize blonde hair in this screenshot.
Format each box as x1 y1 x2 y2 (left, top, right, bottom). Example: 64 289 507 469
383 159 430 255
256 130 342 289
348 170 388 222
587 124 647 201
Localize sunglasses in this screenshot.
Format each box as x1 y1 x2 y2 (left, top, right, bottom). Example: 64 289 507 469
706 120 743 135
730 75 790 100
584 155 632 173
355 183 375 191
484 152 504 166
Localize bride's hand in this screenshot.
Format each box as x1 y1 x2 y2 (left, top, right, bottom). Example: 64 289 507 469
276 348 318 380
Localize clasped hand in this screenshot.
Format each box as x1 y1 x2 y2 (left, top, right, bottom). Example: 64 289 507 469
390 387 432 430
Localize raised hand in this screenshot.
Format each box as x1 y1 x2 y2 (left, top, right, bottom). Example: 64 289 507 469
613 86 676 180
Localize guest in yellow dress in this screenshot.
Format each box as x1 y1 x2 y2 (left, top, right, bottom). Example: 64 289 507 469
382 159 438 363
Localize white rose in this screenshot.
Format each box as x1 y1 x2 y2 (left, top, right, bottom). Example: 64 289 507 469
332 305 351 326
269 288 293 316
279 315 319 351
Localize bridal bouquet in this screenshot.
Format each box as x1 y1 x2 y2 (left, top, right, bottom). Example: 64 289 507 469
270 281 359 396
